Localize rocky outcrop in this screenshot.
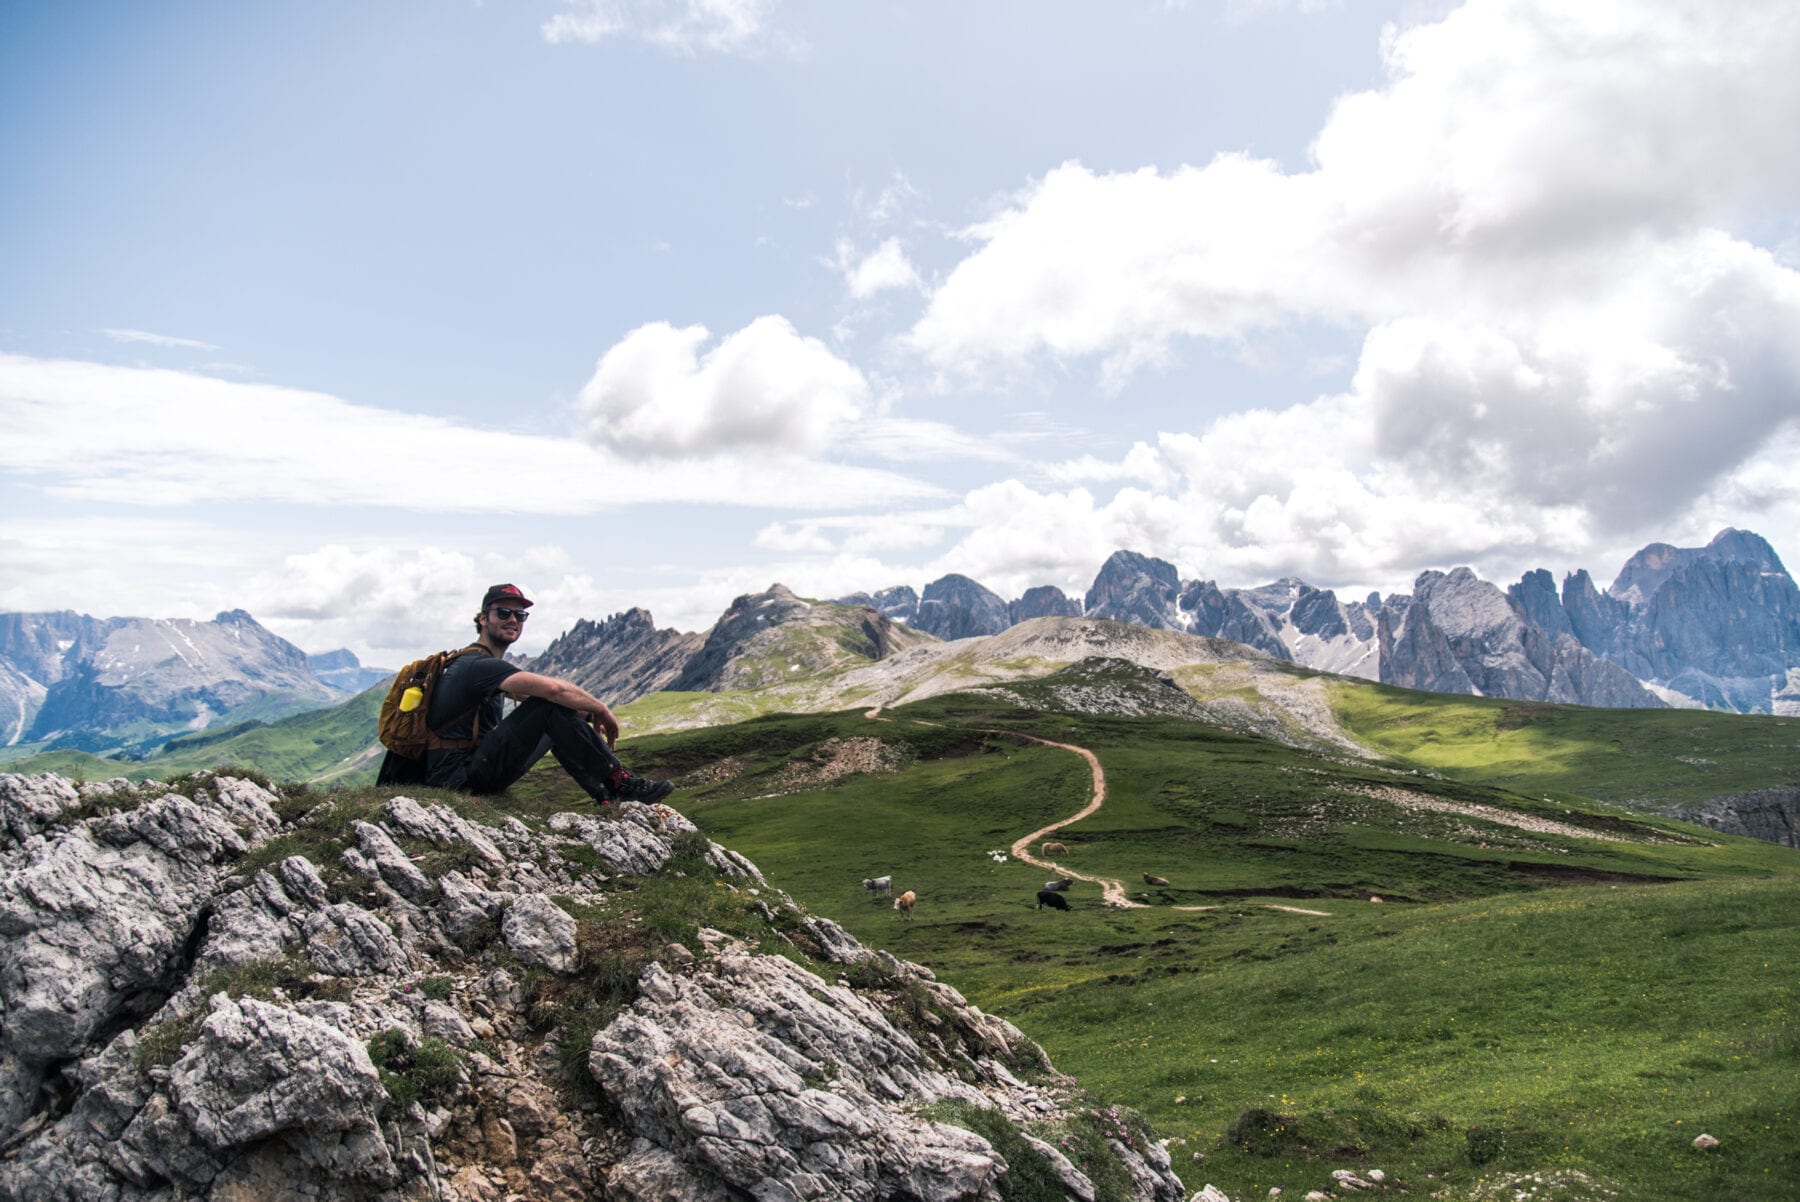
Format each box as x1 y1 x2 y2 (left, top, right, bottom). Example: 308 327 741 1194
1380 569 1663 708
1670 789 1800 849
0 772 283 1136
523 607 707 707
0 770 1184 1201
916 575 1012 641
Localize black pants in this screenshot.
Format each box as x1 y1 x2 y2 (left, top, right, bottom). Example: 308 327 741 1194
462 697 625 801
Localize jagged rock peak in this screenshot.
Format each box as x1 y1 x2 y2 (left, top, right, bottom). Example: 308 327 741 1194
1008 584 1081 624
1609 527 1788 604
0 770 1186 1201
834 585 921 626
1085 551 1185 631
1381 567 1663 708
915 574 1011 641
673 585 930 692
523 606 705 708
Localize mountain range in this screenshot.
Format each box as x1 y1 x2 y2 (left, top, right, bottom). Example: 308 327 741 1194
4 528 1797 765
0 609 386 757
602 527 1794 717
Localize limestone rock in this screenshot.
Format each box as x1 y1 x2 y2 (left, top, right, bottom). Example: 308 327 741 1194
501 893 578 972
0 772 81 848
168 995 396 1183
0 773 1188 1201
0 776 279 1131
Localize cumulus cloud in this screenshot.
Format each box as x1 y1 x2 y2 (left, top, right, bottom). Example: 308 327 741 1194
903 0 1800 561
0 353 938 512
577 316 872 458
541 0 787 55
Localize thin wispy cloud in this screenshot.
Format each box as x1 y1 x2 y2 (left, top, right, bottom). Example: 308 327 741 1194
0 354 941 513
102 328 219 351
541 0 793 55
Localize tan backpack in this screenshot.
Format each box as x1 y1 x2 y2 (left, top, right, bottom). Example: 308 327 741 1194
376 646 490 758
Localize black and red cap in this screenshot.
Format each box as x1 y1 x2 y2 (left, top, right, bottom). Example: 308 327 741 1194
480 583 534 610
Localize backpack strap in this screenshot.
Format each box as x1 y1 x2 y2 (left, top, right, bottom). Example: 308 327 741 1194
425 644 496 752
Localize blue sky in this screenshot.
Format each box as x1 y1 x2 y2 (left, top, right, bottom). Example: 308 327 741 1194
4 0 1798 666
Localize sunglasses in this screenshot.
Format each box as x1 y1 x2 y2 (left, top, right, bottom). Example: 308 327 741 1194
489 606 530 622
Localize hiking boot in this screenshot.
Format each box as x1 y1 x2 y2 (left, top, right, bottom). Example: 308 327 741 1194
612 774 675 805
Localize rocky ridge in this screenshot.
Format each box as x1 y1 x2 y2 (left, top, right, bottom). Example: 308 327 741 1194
0 769 1185 1201
522 607 707 707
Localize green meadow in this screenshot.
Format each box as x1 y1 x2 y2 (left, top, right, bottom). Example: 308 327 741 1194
519 683 1800 1202
1330 681 1800 807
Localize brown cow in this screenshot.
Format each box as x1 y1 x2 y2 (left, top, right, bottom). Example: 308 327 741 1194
1042 841 1068 856
893 890 917 921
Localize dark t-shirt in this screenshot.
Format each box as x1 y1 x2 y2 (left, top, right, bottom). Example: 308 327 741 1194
424 648 518 788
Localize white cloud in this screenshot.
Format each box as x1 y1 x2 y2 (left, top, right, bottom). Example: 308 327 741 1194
1042 442 1178 490
0 515 256 620
576 316 872 458
752 522 836 554
0 353 939 512
102 328 220 351
541 0 787 54
902 0 1800 566
754 514 947 557
837 237 923 299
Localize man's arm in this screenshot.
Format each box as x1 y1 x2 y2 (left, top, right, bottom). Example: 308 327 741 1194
499 671 620 746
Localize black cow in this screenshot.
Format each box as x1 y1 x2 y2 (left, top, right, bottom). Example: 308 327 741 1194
1036 889 1070 911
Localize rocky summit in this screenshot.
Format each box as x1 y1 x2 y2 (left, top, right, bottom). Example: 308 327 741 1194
0 770 1184 1201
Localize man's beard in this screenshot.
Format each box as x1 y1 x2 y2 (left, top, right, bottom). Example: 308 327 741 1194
481 621 519 650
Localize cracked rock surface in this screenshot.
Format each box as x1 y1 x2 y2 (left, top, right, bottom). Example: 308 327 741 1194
0 771 1185 1201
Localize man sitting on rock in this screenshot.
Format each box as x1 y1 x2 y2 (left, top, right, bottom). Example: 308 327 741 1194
422 583 674 805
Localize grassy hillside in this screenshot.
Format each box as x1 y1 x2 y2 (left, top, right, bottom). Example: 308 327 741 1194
503 677 1799 1201
2 686 386 784
1331 682 1800 807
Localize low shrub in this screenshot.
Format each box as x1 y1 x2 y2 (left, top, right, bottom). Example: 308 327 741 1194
367 1029 464 1113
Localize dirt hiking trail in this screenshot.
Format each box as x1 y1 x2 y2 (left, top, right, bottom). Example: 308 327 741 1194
865 707 1329 915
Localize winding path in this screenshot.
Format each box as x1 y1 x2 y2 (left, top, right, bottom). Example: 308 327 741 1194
869 705 1330 916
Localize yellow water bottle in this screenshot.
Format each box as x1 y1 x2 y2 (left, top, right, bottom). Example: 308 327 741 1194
399 686 424 712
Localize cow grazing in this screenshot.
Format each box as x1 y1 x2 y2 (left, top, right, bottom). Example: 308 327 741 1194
893 890 916 920
1042 877 1073 892
1142 872 1170 886
1042 841 1068 857
862 875 892 898
1036 889 1070 911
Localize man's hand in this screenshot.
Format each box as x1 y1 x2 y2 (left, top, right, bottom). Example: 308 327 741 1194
591 706 620 749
